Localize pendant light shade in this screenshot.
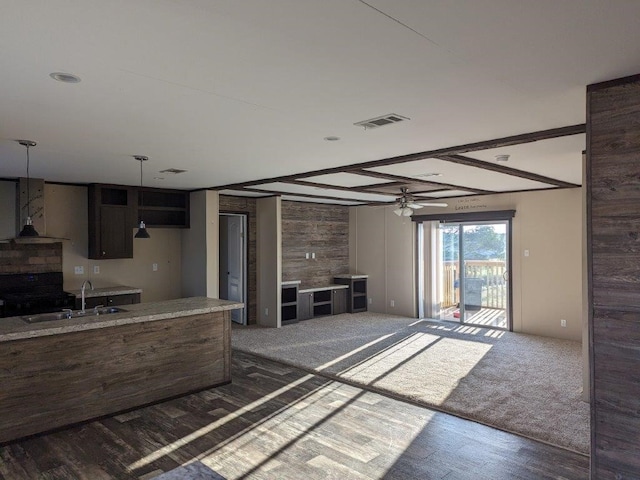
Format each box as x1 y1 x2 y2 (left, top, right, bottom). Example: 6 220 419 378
134 155 150 239
135 221 150 238
17 140 39 237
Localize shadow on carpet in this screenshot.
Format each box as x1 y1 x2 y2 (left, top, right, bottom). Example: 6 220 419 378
232 312 589 455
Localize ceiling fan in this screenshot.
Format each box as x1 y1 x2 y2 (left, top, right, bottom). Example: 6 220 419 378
393 187 448 216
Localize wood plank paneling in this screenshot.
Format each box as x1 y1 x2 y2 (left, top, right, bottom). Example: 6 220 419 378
588 75 640 478
0 312 231 444
219 195 257 324
281 201 349 288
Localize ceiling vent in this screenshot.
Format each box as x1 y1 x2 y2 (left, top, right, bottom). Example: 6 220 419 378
354 113 409 130
159 168 187 174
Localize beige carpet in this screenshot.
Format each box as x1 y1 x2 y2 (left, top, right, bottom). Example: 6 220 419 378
232 312 590 455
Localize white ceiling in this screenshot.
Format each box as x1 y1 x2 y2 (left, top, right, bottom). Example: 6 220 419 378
1 1 639 198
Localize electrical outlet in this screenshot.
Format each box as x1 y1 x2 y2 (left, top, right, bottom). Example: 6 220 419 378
390 300 395 307
265 307 269 316
369 298 372 305
311 252 316 259
305 253 309 259
152 263 158 271
561 319 567 327
74 266 84 275
93 265 100 275
524 249 530 257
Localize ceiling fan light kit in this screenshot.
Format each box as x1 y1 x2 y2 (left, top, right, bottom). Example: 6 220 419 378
392 187 447 216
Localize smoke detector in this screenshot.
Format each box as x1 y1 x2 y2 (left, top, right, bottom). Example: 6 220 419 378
495 154 510 162
354 113 409 130
159 168 187 174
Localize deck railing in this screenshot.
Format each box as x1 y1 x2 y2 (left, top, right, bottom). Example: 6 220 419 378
442 260 507 309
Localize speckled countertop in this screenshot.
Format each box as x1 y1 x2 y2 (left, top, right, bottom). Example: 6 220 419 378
333 274 369 279
65 285 143 298
0 297 244 343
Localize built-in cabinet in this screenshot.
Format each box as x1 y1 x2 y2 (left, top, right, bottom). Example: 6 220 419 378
297 285 348 321
333 275 368 313
332 288 347 315
88 185 136 259
88 184 190 259
138 187 190 228
281 283 299 325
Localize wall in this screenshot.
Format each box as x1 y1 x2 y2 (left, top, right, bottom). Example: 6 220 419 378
181 190 219 298
349 206 416 317
45 184 182 302
0 182 183 302
282 201 349 288
588 74 640 478
351 187 583 341
0 181 16 240
219 195 257 324
256 196 281 327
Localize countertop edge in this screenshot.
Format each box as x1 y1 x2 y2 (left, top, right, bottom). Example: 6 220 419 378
0 297 243 342
299 284 349 293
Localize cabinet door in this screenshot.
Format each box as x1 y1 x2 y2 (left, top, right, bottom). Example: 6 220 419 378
107 293 140 306
100 206 133 259
88 185 135 260
332 289 347 315
297 292 313 320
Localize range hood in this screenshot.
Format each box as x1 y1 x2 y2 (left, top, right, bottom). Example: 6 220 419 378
2 178 68 243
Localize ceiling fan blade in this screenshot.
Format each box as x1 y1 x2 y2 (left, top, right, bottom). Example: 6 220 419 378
406 202 423 209
416 202 448 207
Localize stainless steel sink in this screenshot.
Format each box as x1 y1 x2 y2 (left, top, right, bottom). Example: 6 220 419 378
22 307 127 323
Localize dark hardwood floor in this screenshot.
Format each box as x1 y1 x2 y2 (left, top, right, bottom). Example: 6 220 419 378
0 351 589 479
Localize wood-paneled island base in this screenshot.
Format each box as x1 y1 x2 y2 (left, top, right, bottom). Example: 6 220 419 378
0 297 243 444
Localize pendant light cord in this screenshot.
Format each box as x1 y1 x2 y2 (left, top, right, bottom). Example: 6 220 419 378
140 159 143 215
26 144 31 219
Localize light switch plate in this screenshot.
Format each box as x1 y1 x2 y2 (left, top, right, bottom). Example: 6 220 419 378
152 263 158 271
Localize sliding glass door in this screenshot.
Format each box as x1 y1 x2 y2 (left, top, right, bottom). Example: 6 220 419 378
437 221 510 329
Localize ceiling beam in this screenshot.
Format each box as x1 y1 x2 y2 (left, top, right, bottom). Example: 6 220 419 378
241 187 389 204
213 123 585 191
342 123 586 171
434 154 579 188
352 169 493 194
284 179 390 196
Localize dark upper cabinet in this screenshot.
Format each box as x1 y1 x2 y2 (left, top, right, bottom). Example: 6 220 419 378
138 187 190 228
88 185 135 259
88 184 190 259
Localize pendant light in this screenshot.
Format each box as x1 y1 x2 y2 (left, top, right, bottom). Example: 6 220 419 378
134 155 150 239
17 140 39 237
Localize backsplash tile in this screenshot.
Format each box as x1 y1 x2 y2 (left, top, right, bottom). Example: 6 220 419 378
0 242 62 274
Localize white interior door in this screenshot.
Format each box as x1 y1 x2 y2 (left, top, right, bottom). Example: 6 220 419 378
220 214 246 324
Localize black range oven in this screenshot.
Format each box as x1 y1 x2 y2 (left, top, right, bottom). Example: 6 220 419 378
0 272 75 318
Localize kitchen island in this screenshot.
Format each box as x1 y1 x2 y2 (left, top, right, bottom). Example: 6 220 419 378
0 297 243 444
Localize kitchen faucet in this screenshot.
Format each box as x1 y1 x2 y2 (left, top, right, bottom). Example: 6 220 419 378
80 280 93 314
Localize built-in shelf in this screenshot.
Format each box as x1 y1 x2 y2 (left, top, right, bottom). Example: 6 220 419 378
138 187 190 228
281 282 300 325
334 275 368 313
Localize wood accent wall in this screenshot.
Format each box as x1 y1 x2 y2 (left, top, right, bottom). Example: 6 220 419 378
219 195 257 324
0 242 62 274
0 311 230 444
588 74 640 478
281 201 349 288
